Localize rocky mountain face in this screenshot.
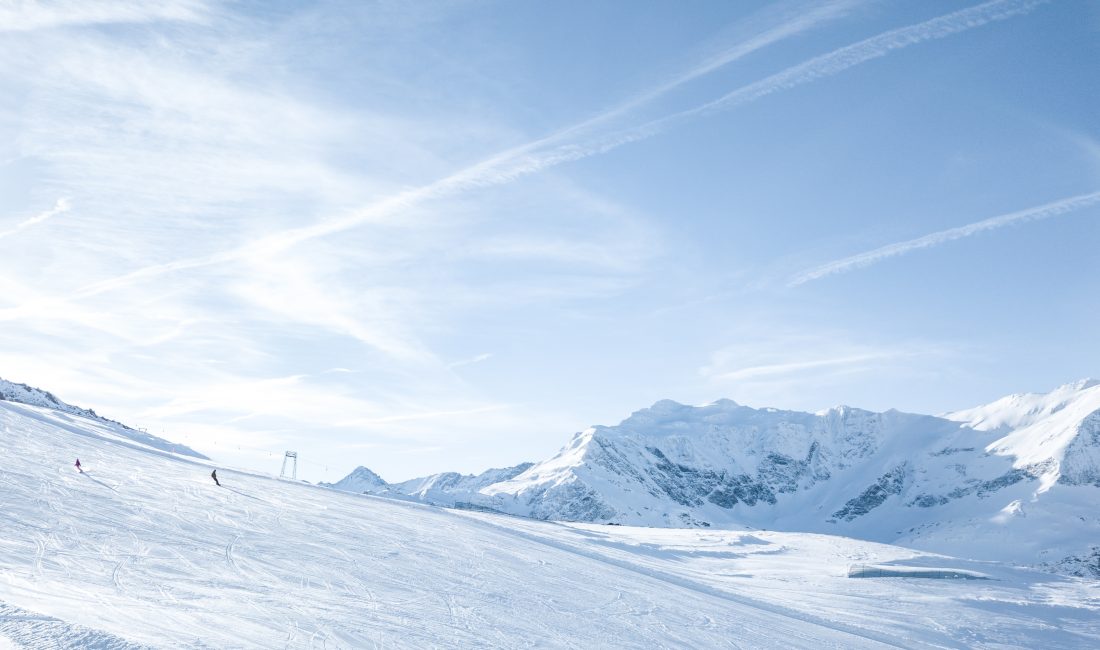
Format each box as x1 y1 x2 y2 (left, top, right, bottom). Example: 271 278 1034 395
333 381 1100 575
479 400 996 529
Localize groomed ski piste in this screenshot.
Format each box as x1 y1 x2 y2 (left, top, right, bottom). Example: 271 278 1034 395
2 400 1099 649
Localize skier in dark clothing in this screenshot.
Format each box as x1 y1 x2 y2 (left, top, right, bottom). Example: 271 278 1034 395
211 469 220 486
74 459 83 473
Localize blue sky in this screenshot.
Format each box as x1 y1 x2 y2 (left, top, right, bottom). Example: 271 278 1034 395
1 0 1097 482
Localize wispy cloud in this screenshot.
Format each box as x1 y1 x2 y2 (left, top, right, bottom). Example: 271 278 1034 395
712 352 910 382
514 0 865 145
335 404 509 427
448 353 493 369
1 0 1045 371
700 331 960 411
17 1 861 300
227 253 436 363
222 0 1045 259
483 0 1047 192
789 190 1100 286
703 337 939 383
0 1 210 32
0 198 69 240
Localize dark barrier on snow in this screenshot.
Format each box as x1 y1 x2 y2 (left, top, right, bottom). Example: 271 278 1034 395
847 564 990 580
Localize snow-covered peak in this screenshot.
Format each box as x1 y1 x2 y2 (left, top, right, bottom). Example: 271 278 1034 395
1067 378 1100 391
649 398 687 411
482 399 939 526
702 398 740 408
942 380 1100 490
325 462 537 506
392 462 535 503
945 379 1100 434
324 466 388 494
617 397 816 433
469 385 1100 538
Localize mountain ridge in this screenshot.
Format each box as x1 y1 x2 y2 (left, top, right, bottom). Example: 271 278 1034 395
333 379 1100 576
0 376 208 460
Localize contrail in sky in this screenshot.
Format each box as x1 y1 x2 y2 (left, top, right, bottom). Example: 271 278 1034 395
789 190 1100 286
518 0 1047 172
52 1 864 300
715 353 897 381
3 0 1046 312
527 0 864 145
680 0 1044 121
245 0 1046 254
0 198 70 240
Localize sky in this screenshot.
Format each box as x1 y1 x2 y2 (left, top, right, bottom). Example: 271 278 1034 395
1 0 1098 483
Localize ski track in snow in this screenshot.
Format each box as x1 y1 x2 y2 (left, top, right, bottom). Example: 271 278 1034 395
1 401 1099 648
0 602 150 649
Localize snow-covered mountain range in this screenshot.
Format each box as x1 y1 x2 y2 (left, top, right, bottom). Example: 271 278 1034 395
333 380 1100 577
5 372 1096 579
5 390 1098 647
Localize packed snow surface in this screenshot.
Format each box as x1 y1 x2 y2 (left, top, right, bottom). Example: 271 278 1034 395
2 400 1100 648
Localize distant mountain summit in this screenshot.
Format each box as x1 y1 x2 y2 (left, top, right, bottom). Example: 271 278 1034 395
332 380 1100 576
323 466 387 494
0 375 207 459
322 462 535 507
480 398 963 527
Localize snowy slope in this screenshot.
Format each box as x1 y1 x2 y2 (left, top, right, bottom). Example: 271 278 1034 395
2 399 1099 648
0 377 206 459
333 381 1100 576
